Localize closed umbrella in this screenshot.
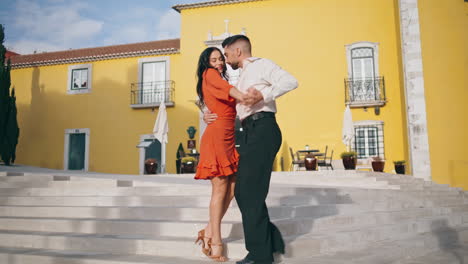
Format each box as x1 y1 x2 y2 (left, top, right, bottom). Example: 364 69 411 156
153 101 169 172
342 104 354 151
153 101 168 144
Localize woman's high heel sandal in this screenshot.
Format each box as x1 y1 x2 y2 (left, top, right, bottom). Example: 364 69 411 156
208 242 227 262
195 229 212 256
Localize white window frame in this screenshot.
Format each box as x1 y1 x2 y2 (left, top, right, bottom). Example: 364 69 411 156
133 56 172 108
345 42 384 107
351 120 385 163
67 64 92 94
346 41 379 78
64 128 90 171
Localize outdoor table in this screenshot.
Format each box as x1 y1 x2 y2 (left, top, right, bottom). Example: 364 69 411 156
311 152 325 157
297 149 320 155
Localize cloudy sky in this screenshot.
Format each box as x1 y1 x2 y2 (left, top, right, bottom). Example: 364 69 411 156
0 0 203 55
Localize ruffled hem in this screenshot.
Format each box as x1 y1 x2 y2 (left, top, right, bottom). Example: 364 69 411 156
194 152 239 180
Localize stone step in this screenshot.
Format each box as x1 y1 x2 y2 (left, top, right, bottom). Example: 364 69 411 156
1 201 465 224
0 205 286 221
0 246 210 264
0 193 453 209
0 214 465 260
0 171 402 189
287 216 468 256
0 184 461 201
287 225 468 263
0 204 466 243
0 230 248 259
0 194 357 207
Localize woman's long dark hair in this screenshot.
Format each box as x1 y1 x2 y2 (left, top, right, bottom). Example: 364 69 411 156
196 47 228 108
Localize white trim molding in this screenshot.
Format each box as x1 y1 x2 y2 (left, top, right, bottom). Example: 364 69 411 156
67 63 92 95
345 41 385 108
398 0 431 180
138 134 166 175
173 0 265 13
137 56 171 83
345 41 380 78
352 120 385 162
12 48 179 69
64 128 90 171
132 56 173 109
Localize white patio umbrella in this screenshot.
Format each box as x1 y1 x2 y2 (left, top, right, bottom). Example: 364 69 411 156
342 104 354 151
153 101 169 172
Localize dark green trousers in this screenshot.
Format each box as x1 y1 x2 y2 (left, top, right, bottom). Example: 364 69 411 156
235 114 285 263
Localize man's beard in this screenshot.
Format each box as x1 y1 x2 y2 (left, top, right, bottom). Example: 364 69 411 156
229 62 239 70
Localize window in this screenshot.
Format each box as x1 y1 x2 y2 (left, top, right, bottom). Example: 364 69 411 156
72 68 88 90
345 42 385 107
67 64 92 94
352 120 384 159
133 56 172 106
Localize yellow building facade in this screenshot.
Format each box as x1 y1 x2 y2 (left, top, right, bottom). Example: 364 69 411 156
8 0 468 188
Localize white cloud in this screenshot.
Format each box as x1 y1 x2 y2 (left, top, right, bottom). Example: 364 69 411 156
6 40 64 55
7 0 103 54
155 10 181 40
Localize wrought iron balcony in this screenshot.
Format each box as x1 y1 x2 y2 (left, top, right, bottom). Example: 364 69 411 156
130 80 175 109
344 77 386 107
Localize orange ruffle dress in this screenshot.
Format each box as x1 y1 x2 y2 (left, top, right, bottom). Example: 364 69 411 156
194 68 239 180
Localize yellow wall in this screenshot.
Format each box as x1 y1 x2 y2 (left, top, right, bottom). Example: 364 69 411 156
418 0 468 188
10 53 196 174
179 0 409 171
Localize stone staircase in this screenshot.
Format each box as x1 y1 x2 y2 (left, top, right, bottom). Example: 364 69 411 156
0 169 467 263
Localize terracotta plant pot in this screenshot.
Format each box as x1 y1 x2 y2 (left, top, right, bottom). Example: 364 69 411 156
304 155 317 171
342 156 356 170
144 158 158 174
395 164 405 174
372 161 385 172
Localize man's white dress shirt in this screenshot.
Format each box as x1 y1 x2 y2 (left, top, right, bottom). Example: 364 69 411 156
236 57 298 120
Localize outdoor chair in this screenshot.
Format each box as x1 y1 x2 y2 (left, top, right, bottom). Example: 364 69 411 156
289 147 305 171
318 148 334 170
317 145 328 167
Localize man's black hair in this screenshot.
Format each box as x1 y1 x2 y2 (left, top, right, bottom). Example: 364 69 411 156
221 34 251 50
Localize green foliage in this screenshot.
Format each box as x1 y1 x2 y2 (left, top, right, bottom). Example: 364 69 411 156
393 160 406 165
340 151 357 158
181 156 196 163
0 24 20 165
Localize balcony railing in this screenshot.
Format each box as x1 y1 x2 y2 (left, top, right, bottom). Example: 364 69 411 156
344 77 386 107
130 80 175 108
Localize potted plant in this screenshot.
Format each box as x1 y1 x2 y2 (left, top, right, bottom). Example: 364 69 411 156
144 158 158 174
304 153 317 171
394 160 406 174
181 156 197 173
371 156 385 172
340 151 357 170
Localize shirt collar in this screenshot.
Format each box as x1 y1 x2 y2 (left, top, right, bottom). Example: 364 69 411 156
242 57 261 68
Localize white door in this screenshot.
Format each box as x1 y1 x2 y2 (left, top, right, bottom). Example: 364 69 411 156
142 61 166 104
352 48 376 101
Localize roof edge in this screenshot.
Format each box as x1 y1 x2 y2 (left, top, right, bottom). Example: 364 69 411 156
172 0 264 13
11 48 181 69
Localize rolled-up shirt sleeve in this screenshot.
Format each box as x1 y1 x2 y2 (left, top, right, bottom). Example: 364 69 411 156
204 68 233 101
259 59 298 103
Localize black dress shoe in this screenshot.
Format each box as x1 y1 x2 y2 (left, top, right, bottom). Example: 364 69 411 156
236 257 272 264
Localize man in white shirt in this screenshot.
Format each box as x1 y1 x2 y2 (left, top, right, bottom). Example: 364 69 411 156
219 35 298 264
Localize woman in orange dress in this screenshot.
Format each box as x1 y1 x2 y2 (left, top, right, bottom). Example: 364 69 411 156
194 47 245 262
